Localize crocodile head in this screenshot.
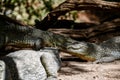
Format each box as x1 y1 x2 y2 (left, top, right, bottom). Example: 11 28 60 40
66 41 96 61
67 42 89 55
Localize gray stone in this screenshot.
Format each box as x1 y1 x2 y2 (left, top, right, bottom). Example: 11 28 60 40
0 60 6 80
0 60 12 80
1 48 61 80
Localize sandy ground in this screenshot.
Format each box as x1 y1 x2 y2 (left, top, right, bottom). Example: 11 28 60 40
58 52 120 80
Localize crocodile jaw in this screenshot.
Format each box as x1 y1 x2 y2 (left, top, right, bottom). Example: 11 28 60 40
66 42 96 61
67 42 89 55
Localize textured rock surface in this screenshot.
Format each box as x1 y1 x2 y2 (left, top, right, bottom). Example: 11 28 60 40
0 60 12 80
0 61 6 80
0 48 61 80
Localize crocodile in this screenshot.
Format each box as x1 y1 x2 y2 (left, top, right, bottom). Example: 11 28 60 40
0 15 120 63
67 36 120 63
0 15 80 56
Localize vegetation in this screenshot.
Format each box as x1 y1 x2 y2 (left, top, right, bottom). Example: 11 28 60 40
0 0 65 25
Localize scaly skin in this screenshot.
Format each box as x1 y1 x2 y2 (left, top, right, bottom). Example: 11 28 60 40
1 15 120 63
0 15 79 56
0 15 42 51
67 36 120 63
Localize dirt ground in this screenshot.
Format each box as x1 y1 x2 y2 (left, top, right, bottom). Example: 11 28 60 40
58 52 120 80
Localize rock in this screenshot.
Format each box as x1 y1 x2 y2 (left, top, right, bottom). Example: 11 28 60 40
0 60 12 80
0 48 61 80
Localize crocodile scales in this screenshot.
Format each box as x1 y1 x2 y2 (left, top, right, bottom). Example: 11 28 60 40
1 15 120 63
0 15 79 56
67 36 120 63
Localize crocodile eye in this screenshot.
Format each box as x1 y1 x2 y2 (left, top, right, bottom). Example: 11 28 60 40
67 42 85 49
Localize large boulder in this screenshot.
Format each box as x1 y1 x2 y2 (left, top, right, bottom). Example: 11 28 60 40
0 48 61 80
